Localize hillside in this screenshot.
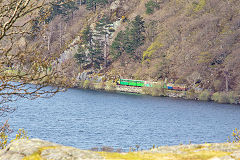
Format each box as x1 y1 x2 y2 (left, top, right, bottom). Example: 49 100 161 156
15 0 240 102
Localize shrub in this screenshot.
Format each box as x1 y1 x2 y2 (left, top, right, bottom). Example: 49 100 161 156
151 86 165 97
186 89 198 99
211 92 238 104
213 80 222 91
0 131 8 149
83 80 93 89
198 90 211 101
145 0 160 14
142 86 165 97
105 81 116 91
175 78 187 84
0 128 28 149
211 92 220 102
228 128 240 143
94 82 105 90
141 86 152 95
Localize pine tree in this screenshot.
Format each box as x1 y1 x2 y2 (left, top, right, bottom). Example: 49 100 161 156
95 16 112 68
86 0 108 11
111 15 145 59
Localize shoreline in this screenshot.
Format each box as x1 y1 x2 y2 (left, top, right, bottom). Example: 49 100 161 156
1 139 240 159
75 81 240 105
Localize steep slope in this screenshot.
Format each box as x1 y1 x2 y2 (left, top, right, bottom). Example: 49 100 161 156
109 0 240 93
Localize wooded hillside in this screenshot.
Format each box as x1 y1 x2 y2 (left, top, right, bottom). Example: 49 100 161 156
16 0 240 93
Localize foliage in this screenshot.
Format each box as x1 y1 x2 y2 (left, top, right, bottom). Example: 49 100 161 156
192 0 206 12
76 25 104 69
197 52 213 64
213 80 222 92
142 37 163 61
105 81 116 91
94 82 106 90
198 90 211 101
229 128 240 143
0 131 8 149
1 128 28 149
12 129 29 142
211 92 237 104
83 80 93 89
186 89 198 100
142 84 166 97
145 0 160 14
86 0 108 11
111 15 145 59
0 0 75 151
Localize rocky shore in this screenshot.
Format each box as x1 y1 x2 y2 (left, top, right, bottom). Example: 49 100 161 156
1 139 240 160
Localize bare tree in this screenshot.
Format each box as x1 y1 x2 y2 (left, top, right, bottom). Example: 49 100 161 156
0 0 76 147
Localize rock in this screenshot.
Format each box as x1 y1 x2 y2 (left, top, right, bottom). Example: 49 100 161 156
1 140 240 160
110 0 120 10
0 139 103 160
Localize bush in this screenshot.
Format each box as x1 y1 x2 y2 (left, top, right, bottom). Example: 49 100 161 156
213 80 222 91
105 81 116 91
198 90 211 101
145 0 160 14
0 128 28 149
0 131 8 149
228 128 240 143
211 92 238 104
186 89 198 99
142 86 165 97
94 82 105 90
82 80 94 89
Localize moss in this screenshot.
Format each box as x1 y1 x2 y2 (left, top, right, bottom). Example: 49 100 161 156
100 149 230 160
22 146 59 160
22 152 43 160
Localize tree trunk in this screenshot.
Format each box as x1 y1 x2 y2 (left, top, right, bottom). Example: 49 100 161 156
60 21 62 48
104 34 108 68
225 75 229 92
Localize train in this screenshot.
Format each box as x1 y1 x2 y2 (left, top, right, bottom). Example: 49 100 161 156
117 79 187 91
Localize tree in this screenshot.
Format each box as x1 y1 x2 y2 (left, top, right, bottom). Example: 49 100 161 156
86 0 108 12
0 0 74 148
111 15 145 59
95 16 112 68
76 25 103 69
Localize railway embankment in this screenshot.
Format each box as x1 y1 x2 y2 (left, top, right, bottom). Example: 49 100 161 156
1 139 240 160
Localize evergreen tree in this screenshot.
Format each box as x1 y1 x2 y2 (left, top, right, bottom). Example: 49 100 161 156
46 0 78 22
95 16 112 67
130 15 145 49
86 0 108 11
75 25 104 69
111 15 145 59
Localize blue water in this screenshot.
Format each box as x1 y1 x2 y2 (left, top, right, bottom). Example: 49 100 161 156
7 88 240 151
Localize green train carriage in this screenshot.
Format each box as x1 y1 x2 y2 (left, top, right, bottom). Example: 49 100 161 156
118 79 145 87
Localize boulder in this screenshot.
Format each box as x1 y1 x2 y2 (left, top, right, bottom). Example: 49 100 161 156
0 139 103 160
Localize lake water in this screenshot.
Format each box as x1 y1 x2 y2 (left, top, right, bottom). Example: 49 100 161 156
8 88 240 151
